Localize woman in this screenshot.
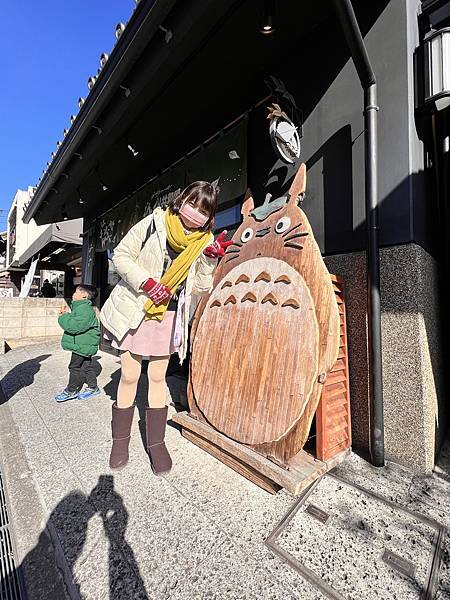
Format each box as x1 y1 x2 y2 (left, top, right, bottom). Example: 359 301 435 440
100 181 231 475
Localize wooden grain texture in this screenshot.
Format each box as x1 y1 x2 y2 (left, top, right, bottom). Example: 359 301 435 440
173 411 349 495
262 275 348 462
182 429 281 494
188 163 341 461
316 277 352 461
191 259 320 444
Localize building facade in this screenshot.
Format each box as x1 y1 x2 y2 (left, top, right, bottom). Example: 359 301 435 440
23 0 450 472
7 187 83 297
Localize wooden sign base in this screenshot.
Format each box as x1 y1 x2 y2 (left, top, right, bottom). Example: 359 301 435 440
172 275 351 496
171 411 350 496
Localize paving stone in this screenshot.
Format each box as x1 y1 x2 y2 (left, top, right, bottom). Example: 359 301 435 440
165 424 294 557
0 342 448 600
332 452 414 504
73 534 151 600
86 463 228 594
276 475 440 600
406 473 450 527
46 490 104 568
171 538 306 600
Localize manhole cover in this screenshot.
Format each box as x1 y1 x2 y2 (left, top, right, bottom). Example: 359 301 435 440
266 474 446 600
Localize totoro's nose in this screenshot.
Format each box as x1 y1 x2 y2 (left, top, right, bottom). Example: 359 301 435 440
256 227 271 237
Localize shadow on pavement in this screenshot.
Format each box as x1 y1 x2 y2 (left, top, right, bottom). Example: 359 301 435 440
7 475 148 599
91 355 103 379
0 355 51 404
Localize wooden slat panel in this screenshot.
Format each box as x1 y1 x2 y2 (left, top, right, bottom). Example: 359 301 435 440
328 431 349 447
326 371 347 385
315 277 352 462
321 440 350 462
323 381 346 398
330 358 346 373
326 397 348 413
327 416 348 432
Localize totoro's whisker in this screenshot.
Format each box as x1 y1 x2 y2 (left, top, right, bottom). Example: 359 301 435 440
284 232 309 243
284 242 304 250
225 255 240 263
225 248 241 254
282 222 303 238
230 241 243 248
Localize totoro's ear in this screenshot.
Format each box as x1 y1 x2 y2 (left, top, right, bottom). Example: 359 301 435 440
241 189 255 217
288 163 307 204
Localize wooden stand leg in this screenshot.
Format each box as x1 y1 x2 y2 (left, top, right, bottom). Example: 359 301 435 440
182 429 281 495
172 412 350 496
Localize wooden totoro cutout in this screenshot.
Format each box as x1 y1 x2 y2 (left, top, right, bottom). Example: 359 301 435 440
189 164 341 462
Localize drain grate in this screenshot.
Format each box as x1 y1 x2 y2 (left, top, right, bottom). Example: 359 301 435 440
0 469 25 600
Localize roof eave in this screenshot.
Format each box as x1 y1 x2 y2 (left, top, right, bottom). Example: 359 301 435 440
23 0 175 224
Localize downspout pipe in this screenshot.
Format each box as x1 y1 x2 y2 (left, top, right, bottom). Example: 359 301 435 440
332 0 384 467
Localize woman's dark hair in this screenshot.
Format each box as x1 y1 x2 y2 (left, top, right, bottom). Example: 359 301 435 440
168 181 219 231
77 284 98 302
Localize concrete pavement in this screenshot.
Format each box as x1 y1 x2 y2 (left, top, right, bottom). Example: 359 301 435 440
0 342 448 599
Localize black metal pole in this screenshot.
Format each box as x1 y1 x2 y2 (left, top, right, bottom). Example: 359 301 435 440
365 84 384 467
332 0 384 466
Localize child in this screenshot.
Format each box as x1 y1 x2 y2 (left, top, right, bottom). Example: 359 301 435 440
55 284 101 402
100 181 231 473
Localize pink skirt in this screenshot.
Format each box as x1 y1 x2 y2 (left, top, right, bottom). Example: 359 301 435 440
105 311 177 357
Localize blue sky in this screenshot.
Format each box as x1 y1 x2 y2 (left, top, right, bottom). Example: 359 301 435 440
0 1 133 226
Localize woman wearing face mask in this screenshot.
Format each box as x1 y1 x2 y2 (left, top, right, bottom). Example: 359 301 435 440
100 181 231 474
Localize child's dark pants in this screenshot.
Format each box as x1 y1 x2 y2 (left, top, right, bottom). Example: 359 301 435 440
67 353 97 392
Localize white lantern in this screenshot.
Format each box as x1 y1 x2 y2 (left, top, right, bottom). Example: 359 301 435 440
424 27 450 111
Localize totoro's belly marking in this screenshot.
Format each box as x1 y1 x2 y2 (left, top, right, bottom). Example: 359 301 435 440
213 262 299 309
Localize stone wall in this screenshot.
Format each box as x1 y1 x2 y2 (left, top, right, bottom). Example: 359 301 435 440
0 297 69 343
325 243 447 473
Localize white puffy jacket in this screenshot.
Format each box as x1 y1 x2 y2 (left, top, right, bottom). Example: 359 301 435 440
100 207 216 362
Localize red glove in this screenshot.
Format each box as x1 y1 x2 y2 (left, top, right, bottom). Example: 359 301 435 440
203 231 233 259
142 278 171 305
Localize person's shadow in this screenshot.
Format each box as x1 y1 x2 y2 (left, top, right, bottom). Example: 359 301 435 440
90 475 148 599
0 354 51 404
7 475 148 599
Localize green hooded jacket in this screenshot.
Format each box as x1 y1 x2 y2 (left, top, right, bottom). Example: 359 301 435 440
58 299 100 357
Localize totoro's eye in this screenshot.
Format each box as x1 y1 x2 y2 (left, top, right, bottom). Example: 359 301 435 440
241 227 254 243
275 216 291 234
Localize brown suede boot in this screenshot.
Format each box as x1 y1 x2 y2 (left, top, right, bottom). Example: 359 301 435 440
109 403 135 470
146 406 172 475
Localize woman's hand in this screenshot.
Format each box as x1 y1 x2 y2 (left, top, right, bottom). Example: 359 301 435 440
59 305 69 315
203 231 233 259
142 278 171 305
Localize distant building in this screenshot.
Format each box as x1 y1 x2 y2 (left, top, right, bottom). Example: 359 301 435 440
6 187 83 296
0 231 17 296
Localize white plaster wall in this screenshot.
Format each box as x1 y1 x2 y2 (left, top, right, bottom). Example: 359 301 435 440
6 187 51 267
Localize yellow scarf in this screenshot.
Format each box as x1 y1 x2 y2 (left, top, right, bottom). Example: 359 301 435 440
144 210 210 321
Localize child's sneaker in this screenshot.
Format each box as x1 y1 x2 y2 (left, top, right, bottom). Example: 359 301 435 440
55 389 79 402
77 387 101 400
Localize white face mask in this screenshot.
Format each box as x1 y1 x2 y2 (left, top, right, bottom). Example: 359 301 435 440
179 201 209 228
